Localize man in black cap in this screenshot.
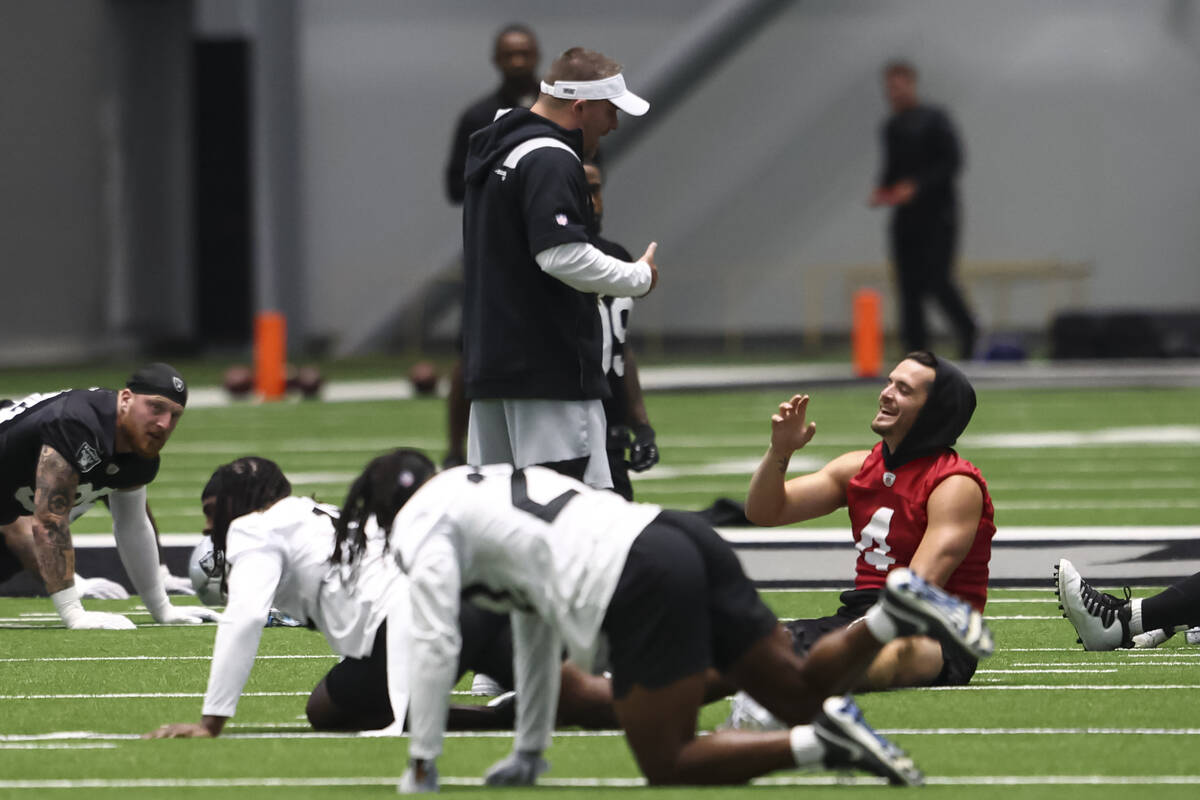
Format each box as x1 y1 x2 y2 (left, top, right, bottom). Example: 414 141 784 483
736 351 994 705
0 363 218 629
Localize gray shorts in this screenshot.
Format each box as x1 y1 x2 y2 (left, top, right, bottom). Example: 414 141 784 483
467 398 612 489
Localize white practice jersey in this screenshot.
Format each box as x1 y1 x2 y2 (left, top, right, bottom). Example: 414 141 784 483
395 464 662 759
202 496 407 718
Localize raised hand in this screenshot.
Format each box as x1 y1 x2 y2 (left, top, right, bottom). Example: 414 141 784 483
770 394 817 455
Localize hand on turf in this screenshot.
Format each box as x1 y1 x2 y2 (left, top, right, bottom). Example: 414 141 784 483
142 723 214 739
770 394 817 455
398 759 439 793
65 610 136 630
484 750 549 786
638 241 659 295
74 574 130 600
151 603 220 624
628 424 659 472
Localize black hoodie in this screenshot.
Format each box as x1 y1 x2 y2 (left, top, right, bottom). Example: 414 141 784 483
881 354 976 470
461 108 608 401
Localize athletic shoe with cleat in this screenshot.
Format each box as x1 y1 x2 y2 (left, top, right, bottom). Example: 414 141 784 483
813 695 924 786
880 568 994 659
1054 558 1132 650
722 690 785 732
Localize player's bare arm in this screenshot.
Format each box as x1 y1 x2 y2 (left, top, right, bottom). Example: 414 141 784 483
31 445 78 594
907 475 984 587
746 394 867 525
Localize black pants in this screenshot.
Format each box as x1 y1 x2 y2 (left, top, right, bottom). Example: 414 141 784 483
889 214 977 358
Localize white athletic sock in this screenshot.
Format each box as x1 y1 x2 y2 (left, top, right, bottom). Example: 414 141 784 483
863 604 899 644
789 725 824 767
1129 598 1144 636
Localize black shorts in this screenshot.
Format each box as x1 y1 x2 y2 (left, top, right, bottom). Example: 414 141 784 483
601 510 778 699
323 605 516 720
784 588 978 687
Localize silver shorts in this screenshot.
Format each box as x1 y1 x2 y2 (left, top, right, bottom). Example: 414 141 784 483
467 398 612 489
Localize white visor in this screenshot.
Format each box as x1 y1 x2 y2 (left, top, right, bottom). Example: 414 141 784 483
539 73 649 117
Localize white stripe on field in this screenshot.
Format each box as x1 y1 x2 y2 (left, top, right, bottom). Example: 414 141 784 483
0 655 336 663
1015 661 1200 667
0 690 487 701
0 743 116 750
976 669 1118 674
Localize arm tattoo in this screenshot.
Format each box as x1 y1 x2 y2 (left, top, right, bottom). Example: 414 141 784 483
32 445 79 592
775 456 789 475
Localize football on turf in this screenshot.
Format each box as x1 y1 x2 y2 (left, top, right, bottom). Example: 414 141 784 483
408 361 439 396
223 365 254 397
188 536 227 607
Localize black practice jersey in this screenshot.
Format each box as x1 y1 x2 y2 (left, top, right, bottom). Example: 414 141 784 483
461 108 605 401
0 389 159 525
595 234 635 431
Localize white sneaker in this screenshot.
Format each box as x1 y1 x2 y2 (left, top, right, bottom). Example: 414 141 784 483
722 690 785 731
1054 558 1132 650
1186 627 1200 645
471 672 505 697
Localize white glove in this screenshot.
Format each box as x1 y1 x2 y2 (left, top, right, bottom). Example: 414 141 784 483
51 587 136 630
149 603 221 624
74 574 130 600
160 564 197 596
484 750 549 786
398 760 439 793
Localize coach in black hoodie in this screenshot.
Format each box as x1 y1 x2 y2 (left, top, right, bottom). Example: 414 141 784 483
461 47 657 489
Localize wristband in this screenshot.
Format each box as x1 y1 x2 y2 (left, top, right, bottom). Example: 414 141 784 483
51 585 86 627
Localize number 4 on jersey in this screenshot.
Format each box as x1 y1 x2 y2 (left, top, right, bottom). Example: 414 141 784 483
855 506 896 571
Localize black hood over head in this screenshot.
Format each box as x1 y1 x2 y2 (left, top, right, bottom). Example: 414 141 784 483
463 107 583 187
881 354 976 470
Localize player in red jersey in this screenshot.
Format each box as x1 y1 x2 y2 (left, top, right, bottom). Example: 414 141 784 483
742 350 994 694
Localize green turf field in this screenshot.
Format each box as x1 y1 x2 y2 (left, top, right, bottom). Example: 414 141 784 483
2 377 1199 796
2 589 1199 798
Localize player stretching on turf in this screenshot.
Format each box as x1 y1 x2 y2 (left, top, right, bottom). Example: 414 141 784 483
732 351 993 730
0 364 216 629
335 449 994 791
145 457 614 739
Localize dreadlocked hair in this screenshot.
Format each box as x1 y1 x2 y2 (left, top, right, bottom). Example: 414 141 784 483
206 457 292 558
331 448 436 566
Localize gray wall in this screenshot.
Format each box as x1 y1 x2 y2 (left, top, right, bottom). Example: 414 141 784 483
300 0 1200 345
0 4 112 364
3 1 1198 362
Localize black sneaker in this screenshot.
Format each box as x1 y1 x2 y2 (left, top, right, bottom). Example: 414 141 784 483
813 695 924 786
1055 558 1133 650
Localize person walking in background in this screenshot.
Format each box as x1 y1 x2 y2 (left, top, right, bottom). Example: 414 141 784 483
870 60 977 360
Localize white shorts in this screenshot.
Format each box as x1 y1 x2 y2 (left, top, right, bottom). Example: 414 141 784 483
467 398 612 489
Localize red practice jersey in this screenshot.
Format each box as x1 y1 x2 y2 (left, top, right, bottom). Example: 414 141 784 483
846 443 995 611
